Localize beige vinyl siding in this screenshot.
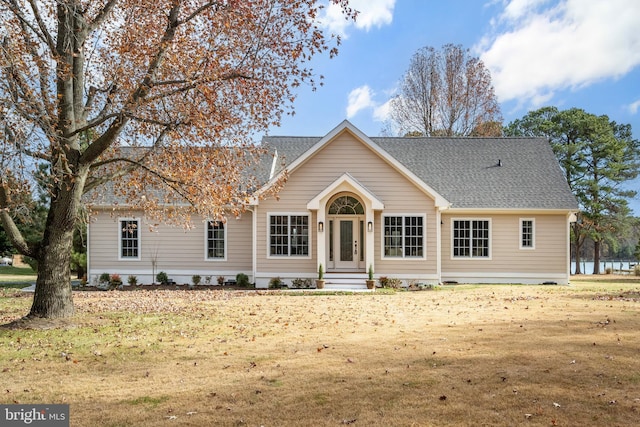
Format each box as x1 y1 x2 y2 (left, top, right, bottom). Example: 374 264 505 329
441 213 569 275
257 130 438 276
256 210 317 274
88 209 253 282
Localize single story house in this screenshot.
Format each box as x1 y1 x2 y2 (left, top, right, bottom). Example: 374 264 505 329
87 120 578 287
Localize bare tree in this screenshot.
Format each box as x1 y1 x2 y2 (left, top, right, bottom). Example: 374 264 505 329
390 44 502 137
0 0 355 320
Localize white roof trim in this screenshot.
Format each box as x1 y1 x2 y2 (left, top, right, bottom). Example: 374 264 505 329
307 173 384 210
269 149 278 180
254 120 450 208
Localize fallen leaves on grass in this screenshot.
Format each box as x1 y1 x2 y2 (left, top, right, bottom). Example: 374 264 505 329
74 289 244 314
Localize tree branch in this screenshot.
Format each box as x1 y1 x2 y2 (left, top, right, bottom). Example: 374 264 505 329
87 0 118 33
26 0 56 52
0 186 36 257
80 3 183 165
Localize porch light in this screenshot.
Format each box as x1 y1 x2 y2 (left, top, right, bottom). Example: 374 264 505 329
318 221 324 232
367 221 373 232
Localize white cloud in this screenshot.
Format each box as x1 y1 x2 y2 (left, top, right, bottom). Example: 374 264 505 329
346 85 375 118
479 0 640 107
628 99 640 115
321 0 396 37
373 99 391 122
346 85 393 122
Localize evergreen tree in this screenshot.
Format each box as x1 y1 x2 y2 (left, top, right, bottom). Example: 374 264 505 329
505 107 640 274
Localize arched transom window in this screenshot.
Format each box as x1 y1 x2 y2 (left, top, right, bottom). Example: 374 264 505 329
328 195 364 215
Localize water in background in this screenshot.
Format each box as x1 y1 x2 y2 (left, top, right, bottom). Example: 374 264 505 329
572 261 637 275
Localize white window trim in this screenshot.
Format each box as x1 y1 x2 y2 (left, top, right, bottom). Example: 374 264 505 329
519 218 535 250
450 217 492 260
266 212 312 259
205 220 227 261
118 218 141 261
381 213 427 260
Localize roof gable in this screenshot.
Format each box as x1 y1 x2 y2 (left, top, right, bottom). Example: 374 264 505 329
261 121 578 211
259 120 449 208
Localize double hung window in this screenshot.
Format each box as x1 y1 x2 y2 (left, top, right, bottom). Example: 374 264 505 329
119 219 140 260
383 215 425 258
452 219 490 258
269 215 309 256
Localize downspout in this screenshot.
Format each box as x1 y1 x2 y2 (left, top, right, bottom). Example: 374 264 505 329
86 218 91 283
436 208 442 284
250 205 257 285
567 211 577 283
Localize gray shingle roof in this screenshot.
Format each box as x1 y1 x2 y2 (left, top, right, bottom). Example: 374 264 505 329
262 134 578 210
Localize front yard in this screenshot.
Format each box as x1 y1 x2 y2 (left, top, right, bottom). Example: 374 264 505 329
1 277 639 426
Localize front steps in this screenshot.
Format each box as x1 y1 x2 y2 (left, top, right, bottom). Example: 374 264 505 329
322 274 371 291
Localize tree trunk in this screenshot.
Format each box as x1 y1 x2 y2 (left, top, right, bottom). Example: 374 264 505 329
27 167 86 319
29 221 75 318
593 240 601 275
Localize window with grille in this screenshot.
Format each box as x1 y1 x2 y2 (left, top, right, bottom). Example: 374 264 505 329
383 215 424 258
119 219 140 259
207 221 225 259
520 219 535 249
453 219 490 258
269 215 309 256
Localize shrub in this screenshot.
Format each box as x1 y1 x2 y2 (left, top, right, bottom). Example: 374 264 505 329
192 275 201 286
109 274 122 290
379 276 401 289
127 275 137 286
605 267 613 275
204 275 212 285
236 273 250 287
388 278 402 289
217 275 225 285
156 271 169 285
269 277 284 289
99 272 111 285
291 278 312 289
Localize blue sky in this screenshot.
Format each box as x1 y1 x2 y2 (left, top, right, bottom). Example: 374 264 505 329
266 0 640 214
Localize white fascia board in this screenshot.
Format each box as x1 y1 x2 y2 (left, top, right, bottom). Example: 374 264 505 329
442 208 578 216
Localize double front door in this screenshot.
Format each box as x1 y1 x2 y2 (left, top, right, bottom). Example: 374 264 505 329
330 217 364 271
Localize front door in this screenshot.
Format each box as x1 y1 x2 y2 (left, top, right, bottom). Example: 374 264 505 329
335 218 359 270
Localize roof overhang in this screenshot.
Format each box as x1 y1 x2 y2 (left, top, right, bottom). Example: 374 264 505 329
442 207 578 217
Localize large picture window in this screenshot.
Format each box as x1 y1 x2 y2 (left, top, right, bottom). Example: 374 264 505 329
383 215 424 258
269 215 309 256
453 219 490 258
119 219 140 260
520 218 535 249
207 221 225 259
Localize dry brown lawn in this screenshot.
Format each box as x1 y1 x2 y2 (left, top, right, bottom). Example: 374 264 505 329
1 277 639 426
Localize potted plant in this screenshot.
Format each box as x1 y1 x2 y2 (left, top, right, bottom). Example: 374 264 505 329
366 264 375 289
316 263 325 289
